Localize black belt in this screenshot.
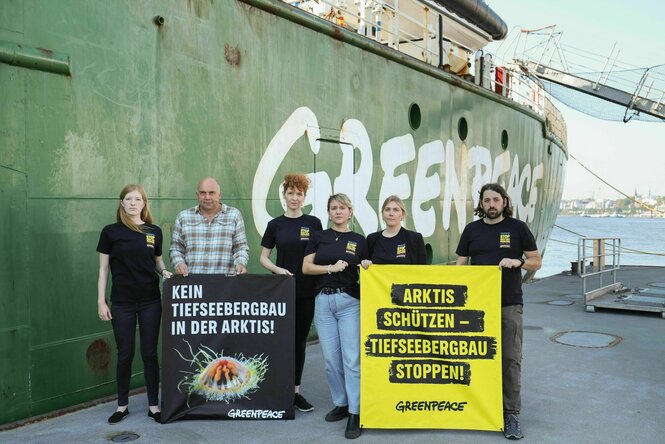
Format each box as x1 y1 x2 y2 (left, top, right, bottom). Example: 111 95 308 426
321 287 346 295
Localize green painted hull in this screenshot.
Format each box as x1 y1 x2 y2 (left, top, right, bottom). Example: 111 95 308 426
0 0 566 425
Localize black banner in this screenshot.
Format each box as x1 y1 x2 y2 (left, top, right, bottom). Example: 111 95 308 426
161 274 295 423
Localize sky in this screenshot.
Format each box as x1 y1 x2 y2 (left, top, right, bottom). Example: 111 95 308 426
486 0 665 200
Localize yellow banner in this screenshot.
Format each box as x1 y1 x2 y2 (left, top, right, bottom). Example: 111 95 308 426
360 265 502 430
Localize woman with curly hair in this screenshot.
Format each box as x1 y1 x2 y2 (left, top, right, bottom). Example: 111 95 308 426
260 173 323 413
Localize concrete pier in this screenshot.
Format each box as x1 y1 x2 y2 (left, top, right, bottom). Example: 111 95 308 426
2 266 663 443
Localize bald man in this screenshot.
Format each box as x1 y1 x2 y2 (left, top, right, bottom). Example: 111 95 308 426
170 177 249 275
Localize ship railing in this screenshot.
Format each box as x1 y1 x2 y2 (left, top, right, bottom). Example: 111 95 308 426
285 1 465 69
577 237 621 307
492 63 568 144
283 1 550 117
491 63 548 116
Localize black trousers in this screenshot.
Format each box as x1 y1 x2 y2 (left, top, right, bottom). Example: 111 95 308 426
502 304 523 414
111 298 162 406
295 297 315 386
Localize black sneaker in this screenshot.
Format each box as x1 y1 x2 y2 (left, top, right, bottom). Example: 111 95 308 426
294 393 314 412
503 413 524 440
325 405 349 422
148 410 162 423
108 409 129 424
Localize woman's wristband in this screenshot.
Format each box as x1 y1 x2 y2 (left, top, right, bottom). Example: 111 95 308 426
327 264 332 274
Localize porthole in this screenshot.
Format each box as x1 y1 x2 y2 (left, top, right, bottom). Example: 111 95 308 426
408 103 421 130
501 130 509 149
457 117 468 141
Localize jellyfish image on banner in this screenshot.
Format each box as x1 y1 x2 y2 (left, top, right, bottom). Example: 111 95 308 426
175 340 269 403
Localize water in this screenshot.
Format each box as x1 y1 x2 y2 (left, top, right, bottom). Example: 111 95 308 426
540 215 665 277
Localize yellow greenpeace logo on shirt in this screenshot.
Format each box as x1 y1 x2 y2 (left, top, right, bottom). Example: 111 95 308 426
300 227 310 241
396 243 406 258
499 232 510 248
146 233 155 248
345 241 357 255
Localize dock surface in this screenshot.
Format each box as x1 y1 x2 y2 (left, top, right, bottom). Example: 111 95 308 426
2 266 663 443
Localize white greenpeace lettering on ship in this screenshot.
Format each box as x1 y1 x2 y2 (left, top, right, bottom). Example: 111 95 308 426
337 119 378 235
378 134 416 230
252 107 543 240
509 157 529 221
467 145 492 209
251 106 324 236
442 140 467 233
491 150 512 184
412 140 445 237
526 163 543 222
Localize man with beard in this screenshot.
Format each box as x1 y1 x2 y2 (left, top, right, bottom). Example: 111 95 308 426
455 183 541 440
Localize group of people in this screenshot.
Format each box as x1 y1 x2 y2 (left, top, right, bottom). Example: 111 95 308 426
97 175 541 441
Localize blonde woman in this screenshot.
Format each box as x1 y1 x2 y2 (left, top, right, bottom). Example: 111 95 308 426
302 193 368 439
260 173 322 412
362 195 426 267
97 184 172 424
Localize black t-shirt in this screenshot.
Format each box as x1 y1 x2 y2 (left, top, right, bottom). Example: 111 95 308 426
456 217 537 306
304 229 368 299
367 228 426 264
261 214 323 298
97 222 163 303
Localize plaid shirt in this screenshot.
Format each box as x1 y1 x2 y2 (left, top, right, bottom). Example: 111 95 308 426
170 204 249 274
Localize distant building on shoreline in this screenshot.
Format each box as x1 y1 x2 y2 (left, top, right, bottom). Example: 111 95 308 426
559 194 665 218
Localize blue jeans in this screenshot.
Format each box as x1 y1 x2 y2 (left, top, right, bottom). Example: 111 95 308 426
111 298 162 406
314 292 360 414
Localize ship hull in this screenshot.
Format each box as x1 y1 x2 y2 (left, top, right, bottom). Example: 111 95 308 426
0 0 566 424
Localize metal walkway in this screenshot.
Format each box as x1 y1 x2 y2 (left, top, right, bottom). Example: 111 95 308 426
521 60 665 121
495 25 665 122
